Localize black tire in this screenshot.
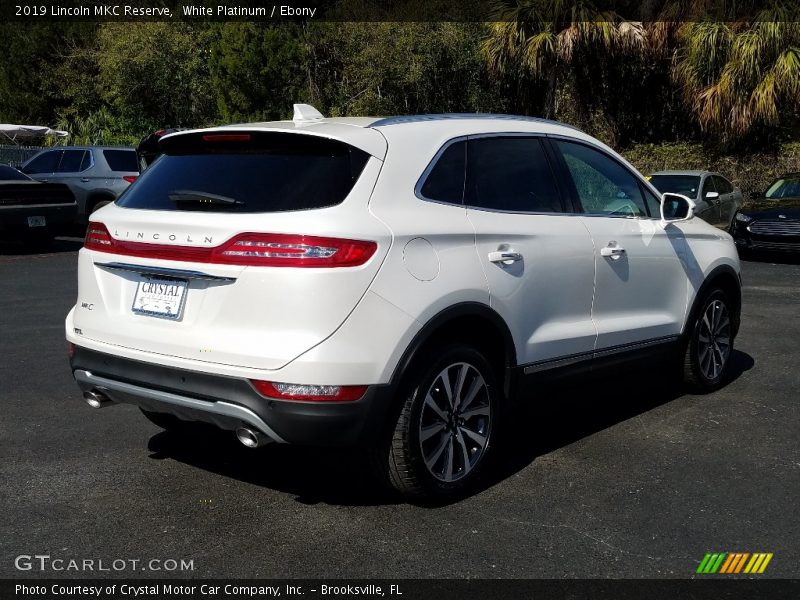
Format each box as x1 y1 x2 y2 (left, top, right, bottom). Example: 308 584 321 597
683 288 735 392
140 408 195 432
90 199 113 214
370 344 500 499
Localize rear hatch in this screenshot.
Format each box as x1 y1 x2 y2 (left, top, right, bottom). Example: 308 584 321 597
73 129 390 371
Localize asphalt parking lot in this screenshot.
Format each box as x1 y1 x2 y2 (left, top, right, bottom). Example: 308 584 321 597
1 239 798 579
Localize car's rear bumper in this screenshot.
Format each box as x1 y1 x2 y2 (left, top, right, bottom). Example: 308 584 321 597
0 203 78 232
70 346 394 446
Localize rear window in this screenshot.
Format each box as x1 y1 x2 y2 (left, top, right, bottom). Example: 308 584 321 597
116 132 370 213
103 149 139 173
649 175 701 198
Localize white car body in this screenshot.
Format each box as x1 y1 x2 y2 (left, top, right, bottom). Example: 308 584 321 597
67 107 742 497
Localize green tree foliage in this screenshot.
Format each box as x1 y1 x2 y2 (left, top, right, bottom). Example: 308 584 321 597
307 19 505 116
483 0 657 145
0 23 96 124
671 3 800 143
94 22 217 132
1 1 799 152
210 23 308 121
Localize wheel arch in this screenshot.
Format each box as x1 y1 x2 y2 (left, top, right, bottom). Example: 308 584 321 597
684 264 742 338
389 302 518 401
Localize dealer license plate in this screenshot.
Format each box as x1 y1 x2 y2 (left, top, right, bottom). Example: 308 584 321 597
27 216 46 227
131 276 188 320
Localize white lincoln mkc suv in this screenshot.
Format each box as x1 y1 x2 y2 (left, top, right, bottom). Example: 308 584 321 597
67 105 741 498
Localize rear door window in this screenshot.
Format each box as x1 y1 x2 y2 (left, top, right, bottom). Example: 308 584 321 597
23 150 60 174
116 132 370 213
103 149 139 173
57 150 88 173
465 137 563 213
713 175 733 194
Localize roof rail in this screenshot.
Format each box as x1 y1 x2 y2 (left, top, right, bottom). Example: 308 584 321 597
369 113 580 130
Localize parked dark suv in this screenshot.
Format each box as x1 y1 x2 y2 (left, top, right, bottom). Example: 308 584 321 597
22 147 139 223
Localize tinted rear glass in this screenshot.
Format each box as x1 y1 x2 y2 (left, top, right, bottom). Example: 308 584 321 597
103 149 139 172
466 137 563 213
649 175 701 198
23 151 60 174
58 150 87 173
116 132 370 213
420 141 465 204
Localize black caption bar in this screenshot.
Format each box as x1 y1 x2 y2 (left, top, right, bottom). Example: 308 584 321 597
4 579 800 600
1 0 796 22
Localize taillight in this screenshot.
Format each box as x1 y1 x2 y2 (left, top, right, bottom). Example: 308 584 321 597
250 380 367 402
122 175 138 184
216 234 376 267
84 222 114 250
82 223 376 268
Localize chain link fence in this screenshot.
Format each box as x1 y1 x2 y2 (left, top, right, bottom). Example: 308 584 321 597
0 145 44 168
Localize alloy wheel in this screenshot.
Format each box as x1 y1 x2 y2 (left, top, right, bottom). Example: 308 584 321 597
697 299 732 381
418 362 492 483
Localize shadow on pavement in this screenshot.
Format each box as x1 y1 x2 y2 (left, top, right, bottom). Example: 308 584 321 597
147 350 755 508
0 236 83 256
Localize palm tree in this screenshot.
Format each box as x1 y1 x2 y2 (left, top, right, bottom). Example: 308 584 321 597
483 0 646 120
670 2 800 140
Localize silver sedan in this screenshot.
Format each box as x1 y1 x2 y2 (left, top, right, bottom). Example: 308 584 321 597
648 170 742 229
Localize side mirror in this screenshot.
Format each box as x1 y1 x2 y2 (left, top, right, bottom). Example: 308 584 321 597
661 192 695 223
705 191 720 200
749 190 762 200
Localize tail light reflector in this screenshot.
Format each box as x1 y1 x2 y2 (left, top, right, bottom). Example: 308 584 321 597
85 222 114 250
251 380 367 402
82 223 376 267
122 175 138 184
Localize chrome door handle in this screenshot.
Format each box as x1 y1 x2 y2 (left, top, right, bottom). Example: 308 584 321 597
80 178 90 182
600 245 626 258
488 251 523 263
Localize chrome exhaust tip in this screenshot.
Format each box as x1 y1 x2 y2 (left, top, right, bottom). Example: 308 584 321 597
235 426 270 448
84 389 113 409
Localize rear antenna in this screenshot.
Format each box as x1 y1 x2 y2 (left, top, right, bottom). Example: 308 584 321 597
293 104 325 123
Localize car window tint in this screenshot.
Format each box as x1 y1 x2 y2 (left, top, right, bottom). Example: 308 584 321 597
57 150 87 173
117 132 369 213
713 175 733 194
23 150 60 174
79 150 92 171
556 141 647 217
465 137 562 213
103 149 139 172
419 140 465 204
701 176 717 199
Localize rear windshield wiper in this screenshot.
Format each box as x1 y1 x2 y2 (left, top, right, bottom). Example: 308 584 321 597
168 190 245 206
